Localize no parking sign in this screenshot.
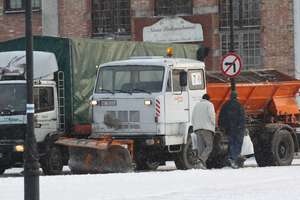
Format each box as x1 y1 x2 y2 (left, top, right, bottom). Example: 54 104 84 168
220 52 242 78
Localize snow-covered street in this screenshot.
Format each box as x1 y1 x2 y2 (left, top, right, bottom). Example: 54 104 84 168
1 158 300 200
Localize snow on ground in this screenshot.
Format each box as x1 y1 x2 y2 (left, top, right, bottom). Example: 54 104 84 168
1 158 300 200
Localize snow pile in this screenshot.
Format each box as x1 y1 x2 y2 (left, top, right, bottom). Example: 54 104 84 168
1 159 300 200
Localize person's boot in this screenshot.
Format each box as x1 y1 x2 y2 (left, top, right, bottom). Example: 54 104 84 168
228 159 239 169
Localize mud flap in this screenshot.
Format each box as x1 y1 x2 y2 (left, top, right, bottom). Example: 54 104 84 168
56 137 133 174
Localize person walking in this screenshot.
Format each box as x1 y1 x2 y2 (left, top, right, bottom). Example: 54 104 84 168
191 94 216 169
219 91 246 169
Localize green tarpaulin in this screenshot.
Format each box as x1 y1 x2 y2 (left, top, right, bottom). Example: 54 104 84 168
0 36 198 129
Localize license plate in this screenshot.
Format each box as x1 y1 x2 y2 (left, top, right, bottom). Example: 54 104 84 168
100 100 117 106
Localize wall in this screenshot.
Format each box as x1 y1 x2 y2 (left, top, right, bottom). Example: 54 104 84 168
42 0 58 36
261 0 294 75
0 0 42 42
58 0 91 38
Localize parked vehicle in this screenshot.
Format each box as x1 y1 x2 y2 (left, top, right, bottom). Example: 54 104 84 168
0 51 88 175
58 53 300 173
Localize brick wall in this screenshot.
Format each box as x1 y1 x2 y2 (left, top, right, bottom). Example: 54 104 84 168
0 0 42 42
58 0 91 38
261 0 294 75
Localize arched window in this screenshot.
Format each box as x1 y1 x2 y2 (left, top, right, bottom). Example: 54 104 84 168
155 0 192 16
92 0 131 38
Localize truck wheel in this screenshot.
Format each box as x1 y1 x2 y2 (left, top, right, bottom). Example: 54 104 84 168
271 130 294 166
135 159 160 171
175 136 199 170
253 136 273 167
206 155 228 169
0 167 5 175
41 146 63 175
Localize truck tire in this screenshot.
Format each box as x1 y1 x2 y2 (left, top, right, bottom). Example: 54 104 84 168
271 129 294 166
253 136 273 167
0 167 5 175
40 145 63 175
175 136 199 170
135 159 160 171
254 130 294 167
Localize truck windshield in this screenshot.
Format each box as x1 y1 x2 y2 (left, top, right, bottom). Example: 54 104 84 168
95 65 165 94
0 84 26 115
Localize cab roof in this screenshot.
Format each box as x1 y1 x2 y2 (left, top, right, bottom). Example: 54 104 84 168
99 57 205 70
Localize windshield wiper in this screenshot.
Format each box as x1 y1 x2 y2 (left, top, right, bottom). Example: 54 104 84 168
99 89 114 94
131 88 151 94
114 89 132 94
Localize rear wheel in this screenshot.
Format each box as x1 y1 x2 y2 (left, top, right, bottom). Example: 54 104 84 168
41 145 63 175
254 129 294 167
271 130 294 166
175 136 200 170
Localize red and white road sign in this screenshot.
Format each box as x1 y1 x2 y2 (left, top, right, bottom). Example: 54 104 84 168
220 52 242 77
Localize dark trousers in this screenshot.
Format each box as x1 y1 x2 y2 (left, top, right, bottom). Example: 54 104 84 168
228 128 244 161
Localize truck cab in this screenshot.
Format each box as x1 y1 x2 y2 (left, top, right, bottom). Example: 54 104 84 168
0 51 64 175
90 56 206 169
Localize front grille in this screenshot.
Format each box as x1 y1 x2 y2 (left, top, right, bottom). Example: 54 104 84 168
0 124 26 140
106 110 140 129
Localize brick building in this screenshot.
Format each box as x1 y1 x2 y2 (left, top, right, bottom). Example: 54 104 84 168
0 0 298 75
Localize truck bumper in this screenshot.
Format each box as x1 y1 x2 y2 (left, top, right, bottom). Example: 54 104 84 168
0 141 24 168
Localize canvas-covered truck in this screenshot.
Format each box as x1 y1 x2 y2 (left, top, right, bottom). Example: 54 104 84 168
58 55 300 173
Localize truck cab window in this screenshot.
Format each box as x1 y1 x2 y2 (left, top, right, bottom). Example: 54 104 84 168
188 69 205 90
172 69 186 92
34 87 54 113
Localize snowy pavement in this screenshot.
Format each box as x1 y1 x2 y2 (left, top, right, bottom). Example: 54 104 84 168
1 158 300 200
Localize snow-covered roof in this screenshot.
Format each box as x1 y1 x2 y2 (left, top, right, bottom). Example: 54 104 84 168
0 51 58 80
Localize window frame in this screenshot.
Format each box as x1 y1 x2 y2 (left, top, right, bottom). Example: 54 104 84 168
91 0 131 38
188 69 205 90
154 0 193 16
33 87 55 113
219 0 261 69
4 0 41 13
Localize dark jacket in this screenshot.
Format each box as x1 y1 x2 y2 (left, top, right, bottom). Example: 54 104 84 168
219 99 245 132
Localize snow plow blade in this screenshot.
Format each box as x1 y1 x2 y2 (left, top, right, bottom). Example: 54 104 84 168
56 137 133 174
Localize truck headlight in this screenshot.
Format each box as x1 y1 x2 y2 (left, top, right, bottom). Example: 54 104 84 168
90 100 98 106
15 145 24 152
144 100 152 106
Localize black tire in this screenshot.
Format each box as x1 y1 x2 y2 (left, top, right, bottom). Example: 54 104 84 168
254 130 294 167
206 155 228 169
175 136 200 170
253 136 273 167
135 159 160 171
271 130 294 166
0 167 5 175
41 146 63 175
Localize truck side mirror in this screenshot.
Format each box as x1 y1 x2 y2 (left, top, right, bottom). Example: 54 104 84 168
179 71 187 87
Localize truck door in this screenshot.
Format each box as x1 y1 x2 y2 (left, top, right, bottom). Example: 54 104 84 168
164 69 189 125
34 86 58 142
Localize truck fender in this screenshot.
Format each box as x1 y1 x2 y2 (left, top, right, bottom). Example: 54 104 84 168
264 123 299 152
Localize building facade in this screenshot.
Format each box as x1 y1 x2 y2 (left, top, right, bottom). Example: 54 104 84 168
0 0 297 75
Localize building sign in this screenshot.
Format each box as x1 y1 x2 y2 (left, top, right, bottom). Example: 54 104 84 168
143 17 203 43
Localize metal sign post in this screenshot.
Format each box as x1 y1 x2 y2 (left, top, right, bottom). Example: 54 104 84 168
24 0 40 200
229 0 236 94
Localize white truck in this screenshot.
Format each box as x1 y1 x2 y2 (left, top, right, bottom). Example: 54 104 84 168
88 56 208 170
0 51 67 175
